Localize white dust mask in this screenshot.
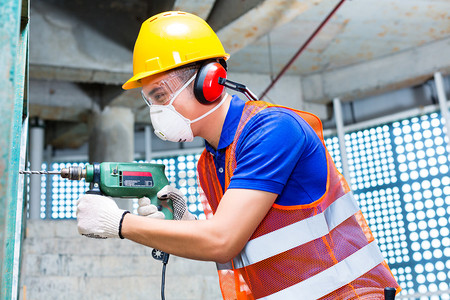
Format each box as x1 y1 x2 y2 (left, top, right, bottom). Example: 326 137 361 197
149 75 227 143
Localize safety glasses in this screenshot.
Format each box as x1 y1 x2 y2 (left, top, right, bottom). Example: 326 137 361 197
141 67 197 106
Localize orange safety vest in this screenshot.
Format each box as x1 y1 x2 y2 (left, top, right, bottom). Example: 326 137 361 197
197 101 400 300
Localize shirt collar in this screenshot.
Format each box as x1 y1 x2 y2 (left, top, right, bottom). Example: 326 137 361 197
205 95 246 152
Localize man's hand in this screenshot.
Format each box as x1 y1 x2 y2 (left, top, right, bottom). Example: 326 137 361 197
137 197 165 219
137 185 197 221
158 185 197 220
77 194 129 239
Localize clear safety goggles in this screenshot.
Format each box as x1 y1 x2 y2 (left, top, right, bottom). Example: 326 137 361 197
141 67 197 106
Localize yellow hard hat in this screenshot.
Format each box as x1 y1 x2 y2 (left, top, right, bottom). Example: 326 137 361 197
122 11 230 90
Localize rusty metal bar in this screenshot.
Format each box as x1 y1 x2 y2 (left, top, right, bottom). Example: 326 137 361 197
0 0 29 298
259 0 346 100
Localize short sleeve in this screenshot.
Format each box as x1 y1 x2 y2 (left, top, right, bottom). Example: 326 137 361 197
227 108 307 194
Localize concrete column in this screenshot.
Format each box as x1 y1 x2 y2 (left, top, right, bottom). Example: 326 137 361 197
333 98 351 183
89 106 134 162
88 106 134 210
29 120 45 220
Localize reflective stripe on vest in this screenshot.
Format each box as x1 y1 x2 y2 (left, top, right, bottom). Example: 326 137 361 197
262 241 385 300
231 191 360 269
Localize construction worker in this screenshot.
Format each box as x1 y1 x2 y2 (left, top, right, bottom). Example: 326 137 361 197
76 11 400 299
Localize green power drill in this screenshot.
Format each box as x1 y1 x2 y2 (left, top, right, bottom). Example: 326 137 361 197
21 162 175 299
21 162 174 220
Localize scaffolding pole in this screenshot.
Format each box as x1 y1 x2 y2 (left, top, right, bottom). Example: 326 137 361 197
434 72 450 146
145 126 153 162
0 0 29 299
29 121 45 220
333 98 351 183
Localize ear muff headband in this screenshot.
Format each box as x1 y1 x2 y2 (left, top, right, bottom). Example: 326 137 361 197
194 62 227 104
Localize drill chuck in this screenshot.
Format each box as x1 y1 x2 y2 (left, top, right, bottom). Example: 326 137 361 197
60 167 86 181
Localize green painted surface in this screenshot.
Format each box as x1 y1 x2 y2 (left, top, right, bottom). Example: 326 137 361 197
0 0 28 298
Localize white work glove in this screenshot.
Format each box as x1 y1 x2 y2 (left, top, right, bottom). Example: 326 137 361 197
137 185 197 221
77 194 129 239
137 197 165 219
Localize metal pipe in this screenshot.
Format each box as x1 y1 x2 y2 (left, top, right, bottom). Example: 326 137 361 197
44 145 53 219
434 72 450 144
145 126 153 162
259 0 346 100
29 122 44 220
333 98 351 182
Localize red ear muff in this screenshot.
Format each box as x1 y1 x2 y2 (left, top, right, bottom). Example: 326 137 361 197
194 62 227 104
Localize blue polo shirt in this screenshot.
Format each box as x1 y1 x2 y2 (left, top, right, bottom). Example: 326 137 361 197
205 95 327 205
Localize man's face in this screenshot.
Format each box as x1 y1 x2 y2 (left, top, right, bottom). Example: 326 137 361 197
140 69 203 127
141 67 229 142
141 71 191 107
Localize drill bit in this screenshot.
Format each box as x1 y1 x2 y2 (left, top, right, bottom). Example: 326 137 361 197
20 167 86 180
19 170 62 175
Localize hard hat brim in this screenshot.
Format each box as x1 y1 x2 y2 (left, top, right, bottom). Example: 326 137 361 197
122 54 230 90
122 71 157 90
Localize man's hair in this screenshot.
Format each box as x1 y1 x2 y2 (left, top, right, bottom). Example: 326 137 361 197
168 63 199 95
172 63 199 82
168 58 227 99
171 58 227 82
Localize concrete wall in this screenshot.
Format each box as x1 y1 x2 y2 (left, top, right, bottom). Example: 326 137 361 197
20 220 222 300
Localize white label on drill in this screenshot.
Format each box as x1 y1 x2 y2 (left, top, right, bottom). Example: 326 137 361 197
122 171 154 187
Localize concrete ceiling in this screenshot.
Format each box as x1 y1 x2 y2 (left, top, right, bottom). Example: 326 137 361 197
227 0 450 74
28 0 450 148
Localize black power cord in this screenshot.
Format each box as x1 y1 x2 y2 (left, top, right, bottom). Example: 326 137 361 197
161 259 168 300
384 287 396 300
152 249 170 300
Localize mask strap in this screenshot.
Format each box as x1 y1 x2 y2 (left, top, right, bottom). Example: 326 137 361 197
189 93 229 124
